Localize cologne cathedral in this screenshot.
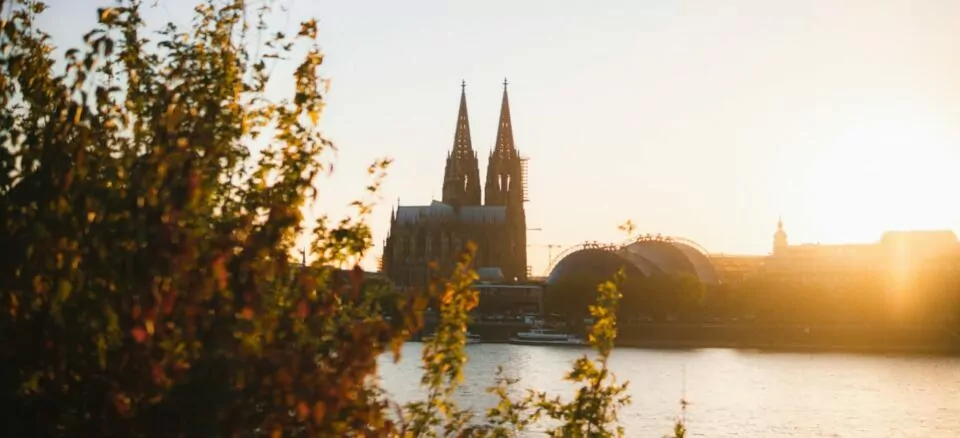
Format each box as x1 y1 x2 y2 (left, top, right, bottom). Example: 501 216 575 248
381 81 528 288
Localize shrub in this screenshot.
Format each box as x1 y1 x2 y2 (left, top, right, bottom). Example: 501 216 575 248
0 1 683 436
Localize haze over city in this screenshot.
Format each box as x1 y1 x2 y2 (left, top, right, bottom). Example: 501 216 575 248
6 1 960 436
41 0 960 273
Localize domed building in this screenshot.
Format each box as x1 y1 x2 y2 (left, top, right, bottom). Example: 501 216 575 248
546 236 720 286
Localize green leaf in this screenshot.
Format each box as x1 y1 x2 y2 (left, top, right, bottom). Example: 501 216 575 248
57 279 73 303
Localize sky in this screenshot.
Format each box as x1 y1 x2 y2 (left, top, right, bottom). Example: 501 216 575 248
36 0 960 274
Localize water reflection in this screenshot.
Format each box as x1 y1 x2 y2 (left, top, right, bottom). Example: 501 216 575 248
378 344 960 437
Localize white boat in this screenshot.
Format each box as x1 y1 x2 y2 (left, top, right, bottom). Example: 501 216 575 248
509 327 585 347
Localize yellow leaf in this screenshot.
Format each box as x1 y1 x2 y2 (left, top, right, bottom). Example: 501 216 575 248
57 280 72 302
308 110 319 126
99 8 117 22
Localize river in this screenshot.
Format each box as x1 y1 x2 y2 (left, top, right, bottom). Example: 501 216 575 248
377 343 960 437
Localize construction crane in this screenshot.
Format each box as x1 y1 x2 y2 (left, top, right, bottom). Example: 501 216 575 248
527 243 566 275
524 228 544 279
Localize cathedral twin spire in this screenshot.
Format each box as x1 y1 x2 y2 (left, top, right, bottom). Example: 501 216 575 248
450 80 476 162
442 79 522 209
492 78 516 159
442 81 482 206
485 79 522 207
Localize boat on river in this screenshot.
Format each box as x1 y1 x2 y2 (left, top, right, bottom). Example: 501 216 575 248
509 327 585 347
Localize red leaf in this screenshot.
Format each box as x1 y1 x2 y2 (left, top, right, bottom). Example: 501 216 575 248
296 401 310 421
131 326 147 343
151 364 166 385
296 300 309 319
160 293 176 315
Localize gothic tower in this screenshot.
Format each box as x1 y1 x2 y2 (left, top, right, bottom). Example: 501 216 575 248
484 79 521 207
485 79 528 280
442 81 482 207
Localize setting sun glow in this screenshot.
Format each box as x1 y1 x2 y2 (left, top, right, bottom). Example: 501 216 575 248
802 114 958 246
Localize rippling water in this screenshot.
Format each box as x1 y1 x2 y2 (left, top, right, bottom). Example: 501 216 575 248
377 343 960 437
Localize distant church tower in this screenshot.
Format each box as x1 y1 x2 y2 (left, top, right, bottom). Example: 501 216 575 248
773 217 788 255
484 78 528 280
442 81 482 207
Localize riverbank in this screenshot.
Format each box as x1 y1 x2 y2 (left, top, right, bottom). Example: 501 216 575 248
418 322 960 354
615 322 960 354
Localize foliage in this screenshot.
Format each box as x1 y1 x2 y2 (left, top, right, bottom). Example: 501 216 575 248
545 265 647 321
401 246 480 437
479 270 632 437
545 270 609 318
0 1 687 437
0 0 415 435
470 220 689 438
658 272 706 321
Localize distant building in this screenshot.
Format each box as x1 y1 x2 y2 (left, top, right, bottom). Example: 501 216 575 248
472 267 543 315
542 219 960 302
476 268 544 317
381 81 528 288
708 254 766 287
760 221 960 286
474 283 542 315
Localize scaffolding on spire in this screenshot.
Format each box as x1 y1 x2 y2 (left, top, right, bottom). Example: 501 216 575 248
520 156 530 203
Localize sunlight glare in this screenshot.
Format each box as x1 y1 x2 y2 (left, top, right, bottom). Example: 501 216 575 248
803 115 957 244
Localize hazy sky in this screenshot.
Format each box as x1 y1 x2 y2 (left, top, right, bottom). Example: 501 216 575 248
38 0 960 274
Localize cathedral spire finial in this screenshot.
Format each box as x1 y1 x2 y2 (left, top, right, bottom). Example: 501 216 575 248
448 81 474 159
503 77 508 90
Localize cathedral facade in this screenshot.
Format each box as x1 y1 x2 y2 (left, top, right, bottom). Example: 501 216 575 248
381 82 528 288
